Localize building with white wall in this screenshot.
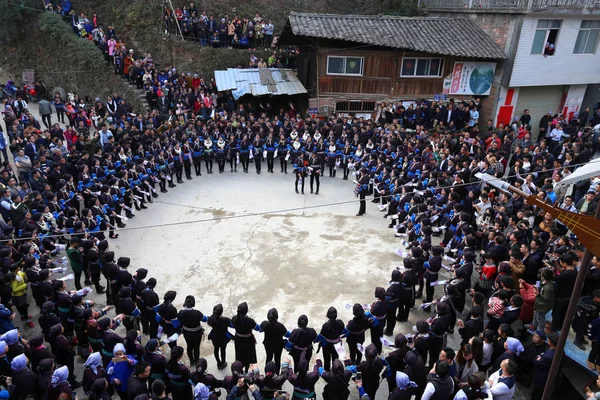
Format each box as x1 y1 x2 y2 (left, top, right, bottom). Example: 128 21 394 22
424 0 600 139
503 14 600 137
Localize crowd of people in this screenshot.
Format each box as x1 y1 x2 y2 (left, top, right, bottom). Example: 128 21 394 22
162 5 275 51
2 3 600 400
2 64 600 400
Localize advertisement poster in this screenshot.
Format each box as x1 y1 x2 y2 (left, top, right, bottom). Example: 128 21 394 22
450 62 496 96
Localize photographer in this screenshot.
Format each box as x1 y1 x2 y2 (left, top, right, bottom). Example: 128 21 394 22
573 290 600 351
551 252 579 331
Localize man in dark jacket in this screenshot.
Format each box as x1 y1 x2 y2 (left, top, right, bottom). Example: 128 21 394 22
421 360 454 400
576 191 598 215
530 332 557 400
127 360 150 400
572 290 600 350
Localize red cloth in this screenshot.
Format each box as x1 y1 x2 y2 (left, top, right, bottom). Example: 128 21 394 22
519 281 536 323
481 263 497 281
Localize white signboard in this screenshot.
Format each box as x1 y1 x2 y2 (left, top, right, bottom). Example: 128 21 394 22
450 62 496 96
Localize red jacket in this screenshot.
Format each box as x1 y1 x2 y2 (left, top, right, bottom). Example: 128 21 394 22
192 78 201 89
519 281 536 323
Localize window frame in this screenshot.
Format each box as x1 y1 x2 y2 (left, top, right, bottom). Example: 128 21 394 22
400 57 444 78
326 55 364 76
335 100 376 112
573 20 600 54
531 19 562 55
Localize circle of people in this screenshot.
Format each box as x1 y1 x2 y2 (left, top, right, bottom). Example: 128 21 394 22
3 8 600 399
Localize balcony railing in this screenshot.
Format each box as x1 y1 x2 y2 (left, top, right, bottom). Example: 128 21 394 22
420 0 600 9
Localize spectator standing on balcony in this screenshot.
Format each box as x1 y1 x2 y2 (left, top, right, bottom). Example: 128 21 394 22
220 18 228 47
469 106 479 127
226 19 234 48
520 109 531 128
207 16 216 43
264 20 274 47
247 21 255 49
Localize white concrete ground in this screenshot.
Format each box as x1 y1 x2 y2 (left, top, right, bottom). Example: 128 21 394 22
99 169 449 399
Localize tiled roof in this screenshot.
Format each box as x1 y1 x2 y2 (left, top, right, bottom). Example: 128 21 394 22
286 12 506 59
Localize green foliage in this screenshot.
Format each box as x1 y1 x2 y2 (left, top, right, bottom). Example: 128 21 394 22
67 0 420 81
0 0 40 41
0 11 144 109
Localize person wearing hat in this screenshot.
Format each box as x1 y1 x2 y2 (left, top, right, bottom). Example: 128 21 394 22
107 342 137 399
10 353 36 400
83 352 106 393
345 303 372 366
46 365 74 400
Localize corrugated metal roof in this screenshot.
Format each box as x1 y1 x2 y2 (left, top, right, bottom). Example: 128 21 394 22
214 68 308 99
214 70 237 91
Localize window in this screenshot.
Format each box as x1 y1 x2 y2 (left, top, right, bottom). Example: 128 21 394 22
335 101 376 112
401 58 443 77
326 56 364 76
574 20 600 54
531 19 561 55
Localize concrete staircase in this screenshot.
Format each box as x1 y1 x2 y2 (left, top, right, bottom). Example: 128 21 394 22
125 81 151 112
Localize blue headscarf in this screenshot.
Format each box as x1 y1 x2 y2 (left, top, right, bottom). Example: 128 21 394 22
395 371 418 390
84 352 102 374
51 365 69 387
0 341 6 355
113 343 126 355
194 382 211 400
1 329 19 345
10 354 27 371
506 337 524 355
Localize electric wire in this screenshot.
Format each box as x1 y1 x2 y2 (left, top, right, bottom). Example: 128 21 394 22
0 158 593 242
